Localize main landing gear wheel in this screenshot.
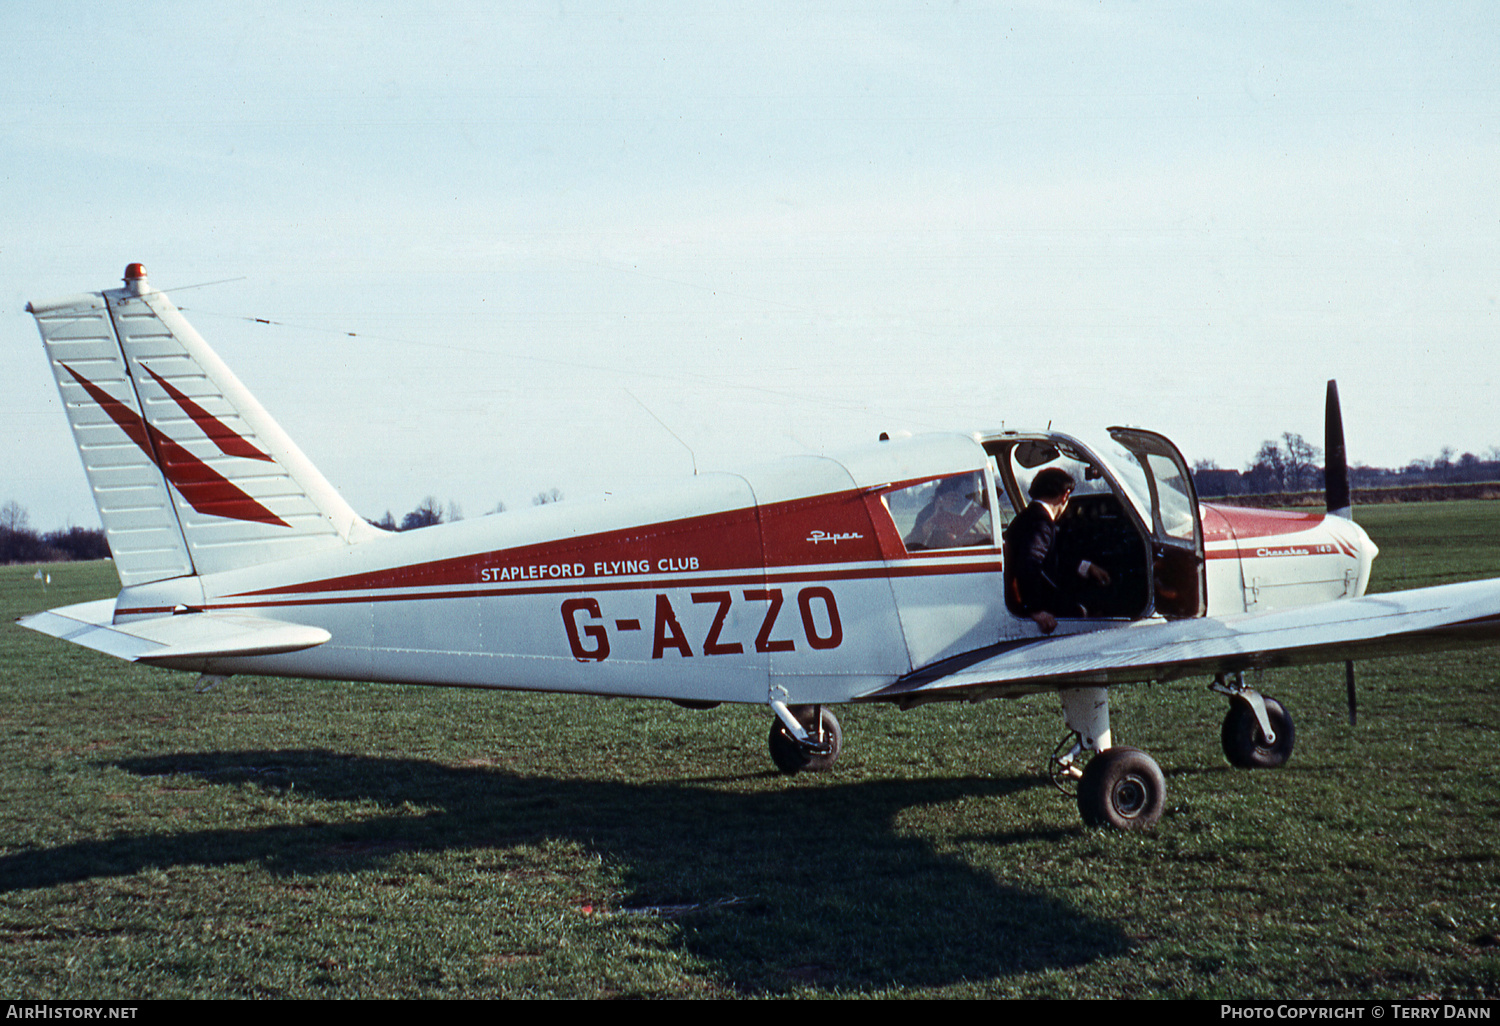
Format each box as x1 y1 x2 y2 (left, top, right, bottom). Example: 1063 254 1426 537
1077 746 1166 830
1221 696 1295 768
768 705 842 775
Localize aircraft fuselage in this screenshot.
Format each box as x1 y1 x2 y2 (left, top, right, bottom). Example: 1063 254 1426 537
114 430 1376 707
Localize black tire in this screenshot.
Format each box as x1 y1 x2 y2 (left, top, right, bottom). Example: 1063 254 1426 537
1221 696 1295 769
768 706 842 775
1077 746 1166 830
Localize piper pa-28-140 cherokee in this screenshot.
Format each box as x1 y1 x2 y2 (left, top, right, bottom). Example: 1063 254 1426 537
20 265 1500 829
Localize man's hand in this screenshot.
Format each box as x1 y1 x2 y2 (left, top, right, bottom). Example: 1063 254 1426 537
1086 563 1111 586
1031 610 1057 634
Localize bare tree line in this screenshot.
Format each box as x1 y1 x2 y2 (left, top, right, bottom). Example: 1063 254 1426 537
1194 436 1500 497
0 501 110 565
366 489 565 532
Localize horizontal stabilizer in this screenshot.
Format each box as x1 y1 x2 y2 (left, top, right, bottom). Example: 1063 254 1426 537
18 600 330 668
864 577 1500 704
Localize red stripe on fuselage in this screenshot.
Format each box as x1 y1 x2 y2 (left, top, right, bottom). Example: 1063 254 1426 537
229 490 908 598
143 559 1003 617
1203 504 1355 563
1206 504 1327 539
220 560 1002 608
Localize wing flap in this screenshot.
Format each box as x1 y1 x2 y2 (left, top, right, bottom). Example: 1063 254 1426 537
863 577 1500 703
18 600 331 668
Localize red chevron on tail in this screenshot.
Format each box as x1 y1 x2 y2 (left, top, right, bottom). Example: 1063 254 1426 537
61 363 290 528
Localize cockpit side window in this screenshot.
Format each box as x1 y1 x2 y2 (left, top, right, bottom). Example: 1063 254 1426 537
883 471 994 552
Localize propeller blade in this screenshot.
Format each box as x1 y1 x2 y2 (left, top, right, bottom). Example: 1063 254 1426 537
1325 380 1351 519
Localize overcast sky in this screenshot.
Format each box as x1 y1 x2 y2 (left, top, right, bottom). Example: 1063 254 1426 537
4 2 1497 530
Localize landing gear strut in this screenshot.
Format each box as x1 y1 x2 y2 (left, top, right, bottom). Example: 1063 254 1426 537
1050 687 1166 830
767 702 842 774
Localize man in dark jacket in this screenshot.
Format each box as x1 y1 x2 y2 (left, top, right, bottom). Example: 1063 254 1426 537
1005 468 1110 634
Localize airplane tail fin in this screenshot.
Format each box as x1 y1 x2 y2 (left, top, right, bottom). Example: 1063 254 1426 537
27 264 381 587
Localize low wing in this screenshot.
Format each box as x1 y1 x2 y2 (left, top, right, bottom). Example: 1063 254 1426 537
18 600 331 669
862 577 1500 705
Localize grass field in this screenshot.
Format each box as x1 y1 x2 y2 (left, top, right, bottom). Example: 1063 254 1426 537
2 502 1498 999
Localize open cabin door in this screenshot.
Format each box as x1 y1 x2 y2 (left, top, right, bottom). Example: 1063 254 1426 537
1106 427 1207 618
986 433 1153 621
984 429 1207 625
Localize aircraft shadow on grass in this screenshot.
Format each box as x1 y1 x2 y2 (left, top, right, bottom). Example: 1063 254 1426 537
1 751 1129 991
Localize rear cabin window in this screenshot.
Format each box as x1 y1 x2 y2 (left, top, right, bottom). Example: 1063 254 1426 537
884 471 994 552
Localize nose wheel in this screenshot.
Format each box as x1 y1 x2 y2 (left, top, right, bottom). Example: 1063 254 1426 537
1211 674 1296 769
768 704 842 774
1221 695 1296 768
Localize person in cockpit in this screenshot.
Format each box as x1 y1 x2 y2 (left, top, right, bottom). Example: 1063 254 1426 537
1005 467 1111 634
905 472 993 551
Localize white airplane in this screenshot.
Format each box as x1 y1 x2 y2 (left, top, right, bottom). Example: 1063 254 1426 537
20 265 1500 830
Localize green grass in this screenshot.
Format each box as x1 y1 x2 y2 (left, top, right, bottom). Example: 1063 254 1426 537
2 505 1498 998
